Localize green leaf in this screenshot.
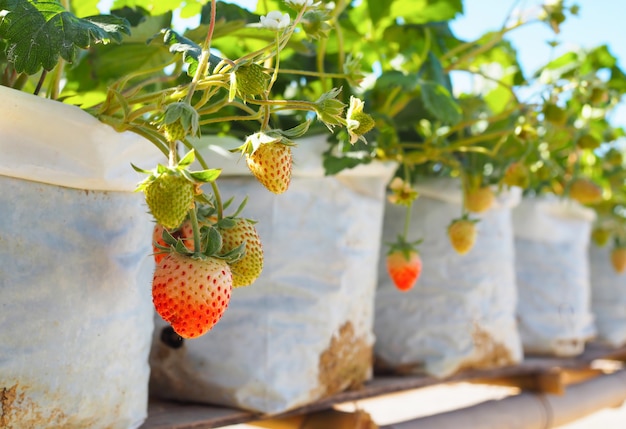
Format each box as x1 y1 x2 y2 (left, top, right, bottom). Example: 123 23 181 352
201 0 259 24
160 28 201 75
389 0 463 24
365 0 394 27
281 119 312 138
189 169 222 183
204 226 223 256
178 150 196 168
420 80 462 125
0 0 131 75
70 0 99 17
323 154 371 176
130 162 152 174
111 0 183 16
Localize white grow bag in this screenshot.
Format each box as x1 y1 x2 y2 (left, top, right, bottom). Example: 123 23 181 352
0 86 163 428
148 136 395 414
374 179 523 378
512 196 596 357
590 244 626 347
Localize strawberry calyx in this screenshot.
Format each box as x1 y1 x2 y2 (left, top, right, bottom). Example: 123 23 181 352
159 101 201 142
385 235 422 260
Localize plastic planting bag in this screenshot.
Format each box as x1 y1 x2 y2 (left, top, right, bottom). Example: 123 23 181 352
512 196 596 357
590 244 626 347
0 86 162 428
374 179 523 378
149 137 395 414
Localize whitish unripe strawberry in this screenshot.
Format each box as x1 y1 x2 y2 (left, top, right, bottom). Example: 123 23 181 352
611 247 626 274
152 252 233 339
448 218 477 255
219 218 264 287
465 186 495 213
246 142 293 194
145 174 195 229
569 178 603 205
235 63 270 97
386 249 422 291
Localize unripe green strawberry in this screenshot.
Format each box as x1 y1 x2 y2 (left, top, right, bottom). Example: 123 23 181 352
160 102 200 141
163 121 186 143
611 247 626 274
153 252 233 339
569 178 603 205
350 111 375 137
145 174 195 229
464 186 495 213
246 142 293 194
235 63 270 97
386 249 422 291
153 220 194 264
219 218 264 287
448 218 477 255
503 162 530 189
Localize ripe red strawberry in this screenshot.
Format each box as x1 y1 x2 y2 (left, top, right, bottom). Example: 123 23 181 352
464 186 495 213
611 247 626 274
569 178 603 205
246 141 293 194
153 220 194 264
218 218 264 287
145 173 195 229
152 252 233 339
448 218 477 255
386 249 422 291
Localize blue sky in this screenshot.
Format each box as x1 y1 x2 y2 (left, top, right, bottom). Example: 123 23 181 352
228 0 626 126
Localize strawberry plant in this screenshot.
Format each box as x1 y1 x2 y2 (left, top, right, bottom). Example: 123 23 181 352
0 0 367 338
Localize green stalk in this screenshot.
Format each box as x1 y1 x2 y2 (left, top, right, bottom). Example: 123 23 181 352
180 139 225 220
188 203 203 256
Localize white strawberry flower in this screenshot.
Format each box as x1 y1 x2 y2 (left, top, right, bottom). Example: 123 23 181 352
345 96 375 144
260 11 290 30
286 0 321 10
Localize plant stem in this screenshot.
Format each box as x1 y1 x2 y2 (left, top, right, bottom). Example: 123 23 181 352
188 203 202 255
210 181 224 220
33 70 47 96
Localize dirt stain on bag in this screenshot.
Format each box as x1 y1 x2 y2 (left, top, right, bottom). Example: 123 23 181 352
318 322 372 396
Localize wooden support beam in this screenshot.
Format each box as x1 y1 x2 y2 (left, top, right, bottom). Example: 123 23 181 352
249 409 378 429
470 367 606 395
470 367 564 395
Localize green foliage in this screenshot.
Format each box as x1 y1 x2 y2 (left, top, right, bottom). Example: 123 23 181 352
0 0 130 74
